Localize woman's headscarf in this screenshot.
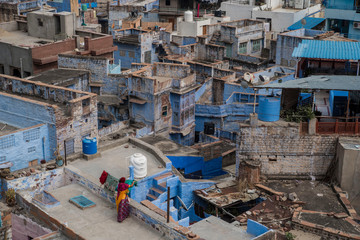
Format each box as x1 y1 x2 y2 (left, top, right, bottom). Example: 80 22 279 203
117 177 128 192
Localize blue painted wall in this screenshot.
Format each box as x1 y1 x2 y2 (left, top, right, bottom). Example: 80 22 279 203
47 0 71 12
114 42 141 69
0 124 52 171
247 219 269 237
326 0 354 9
329 90 348 116
0 94 57 163
177 181 215 223
167 156 225 179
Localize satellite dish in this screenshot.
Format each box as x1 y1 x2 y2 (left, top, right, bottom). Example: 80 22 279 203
259 75 265 82
244 72 251 82
301 18 307 27
241 81 249 89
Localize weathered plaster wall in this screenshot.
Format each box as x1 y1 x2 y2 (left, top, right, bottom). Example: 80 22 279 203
4 169 66 200
237 125 338 177
58 54 123 95
0 124 52 171
12 214 52 240
0 42 33 75
275 29 326 67
0 74 98 155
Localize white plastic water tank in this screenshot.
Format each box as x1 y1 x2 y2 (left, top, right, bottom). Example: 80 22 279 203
184 10 193 22
130 153 147 178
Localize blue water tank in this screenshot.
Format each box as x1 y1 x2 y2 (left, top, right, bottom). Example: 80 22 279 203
258 97 281 122
82 137 97 155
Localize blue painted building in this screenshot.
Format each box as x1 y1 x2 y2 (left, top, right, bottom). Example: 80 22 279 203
0 123 52 171
129 63 197 145
195 66 295 134
57 54 129 128
113 29 160 69
292 40 360 78
0 74 99 168
276 28 327 67
325 0 360 40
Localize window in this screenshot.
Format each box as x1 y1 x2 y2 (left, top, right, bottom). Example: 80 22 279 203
37 18 43 26
0 135 15 149
144 51 151 63
0 64 4 74
162 106 168 116
91 86 100 95
119 50 126 57
128 51 135 58
166 0 170 5
239 42 247 54
28 146 36 153
174 101 179 110
252 39 261 53
173 112 179 122
23 128 40 142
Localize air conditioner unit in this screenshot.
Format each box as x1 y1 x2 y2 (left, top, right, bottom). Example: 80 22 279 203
354 22 360 29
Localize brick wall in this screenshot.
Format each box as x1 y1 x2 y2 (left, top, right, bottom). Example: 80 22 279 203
12 214 52 240
31 39 76 75
236 125 341 177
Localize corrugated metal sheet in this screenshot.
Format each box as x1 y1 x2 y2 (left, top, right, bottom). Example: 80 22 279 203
292 40 360 60
255 75 360 91
288 17 325 31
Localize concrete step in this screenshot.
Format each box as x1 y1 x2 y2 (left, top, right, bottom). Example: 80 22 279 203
150 187 164 197
140 200 178 224
154 172 173 185
158 182 167 191
146 193 157 201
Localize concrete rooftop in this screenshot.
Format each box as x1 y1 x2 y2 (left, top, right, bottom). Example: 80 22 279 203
45 183 166 240
140 136 199 156
71 142 166 181
0 30 55 48
189 216 255 240
0 122 19 136
265 180 346 213
28 69 89 87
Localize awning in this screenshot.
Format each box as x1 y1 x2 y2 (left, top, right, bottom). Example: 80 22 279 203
129 96 147 104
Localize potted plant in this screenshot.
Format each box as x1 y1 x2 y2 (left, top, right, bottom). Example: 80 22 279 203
5 188 16 207
54 145 64 167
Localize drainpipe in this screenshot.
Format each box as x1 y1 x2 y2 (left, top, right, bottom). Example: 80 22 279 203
42 137 46 161
357 60 359 76
20 58 23 78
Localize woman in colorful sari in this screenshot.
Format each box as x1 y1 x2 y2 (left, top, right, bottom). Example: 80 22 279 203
116 177 134 222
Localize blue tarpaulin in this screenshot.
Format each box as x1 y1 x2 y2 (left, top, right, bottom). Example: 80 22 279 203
288 17 325 31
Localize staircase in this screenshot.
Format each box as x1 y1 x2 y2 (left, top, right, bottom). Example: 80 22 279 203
140 171 189 225
163 44 172 56
209 31 221 45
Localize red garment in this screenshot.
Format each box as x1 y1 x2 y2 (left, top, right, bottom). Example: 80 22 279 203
99 170 108 185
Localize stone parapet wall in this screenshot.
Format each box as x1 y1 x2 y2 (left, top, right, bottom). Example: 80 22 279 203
236 125 350 177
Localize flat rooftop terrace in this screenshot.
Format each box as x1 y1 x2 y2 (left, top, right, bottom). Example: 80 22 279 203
141 136 199 156
265 180 345 213
28 69 89 86
189 216 255 240
0 30 55 48
71 142 166 180
0 122 19 136
45 183 166 240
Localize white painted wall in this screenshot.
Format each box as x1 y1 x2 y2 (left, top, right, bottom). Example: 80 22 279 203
177 17 211 37
220 2 254 20
252 4 321 32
